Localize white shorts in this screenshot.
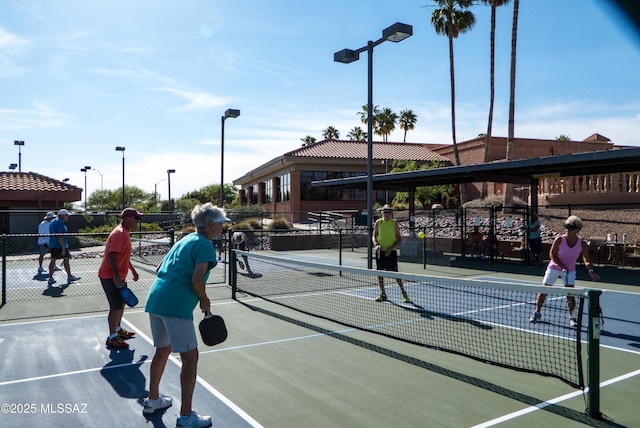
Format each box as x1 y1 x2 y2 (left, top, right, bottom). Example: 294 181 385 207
149 314 198 353
543 267 576 287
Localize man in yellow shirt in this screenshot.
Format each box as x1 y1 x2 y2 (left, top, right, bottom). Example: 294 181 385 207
372 205 410 303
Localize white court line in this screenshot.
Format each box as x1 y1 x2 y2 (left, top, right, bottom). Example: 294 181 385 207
0 311 263 428
470 368 640 428
120 317 264 428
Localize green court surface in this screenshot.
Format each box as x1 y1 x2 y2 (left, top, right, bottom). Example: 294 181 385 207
1 252 638 427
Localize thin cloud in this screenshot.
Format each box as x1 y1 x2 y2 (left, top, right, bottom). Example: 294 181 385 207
156 88 230 111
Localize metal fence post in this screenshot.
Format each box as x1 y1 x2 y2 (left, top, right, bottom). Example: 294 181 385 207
1 235 6 306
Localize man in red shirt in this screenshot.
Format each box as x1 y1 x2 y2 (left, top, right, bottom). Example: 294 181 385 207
98 208 142 349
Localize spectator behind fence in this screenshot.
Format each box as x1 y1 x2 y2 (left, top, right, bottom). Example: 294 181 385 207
37 212 61 274
467 226 486 257
528 210 543 264
47 209 80 286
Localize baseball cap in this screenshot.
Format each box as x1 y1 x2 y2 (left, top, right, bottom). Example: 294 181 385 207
44 212 55 219
57 209 70 216
121 208 143 219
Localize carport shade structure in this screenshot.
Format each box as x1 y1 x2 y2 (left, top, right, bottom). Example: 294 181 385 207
311 146 640 219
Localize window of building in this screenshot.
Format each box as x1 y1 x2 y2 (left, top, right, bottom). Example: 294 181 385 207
300 171 380 201
278 173 290 202
263 180 272 203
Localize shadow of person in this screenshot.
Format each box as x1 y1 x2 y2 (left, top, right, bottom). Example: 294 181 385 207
42 286 67 297
100 348 149 400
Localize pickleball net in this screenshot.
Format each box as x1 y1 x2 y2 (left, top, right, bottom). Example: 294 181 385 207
231 251 603 394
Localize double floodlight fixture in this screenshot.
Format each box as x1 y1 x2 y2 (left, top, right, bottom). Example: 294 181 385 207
333 22 413 64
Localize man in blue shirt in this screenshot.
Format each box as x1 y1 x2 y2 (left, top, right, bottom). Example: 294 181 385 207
47 209 81 286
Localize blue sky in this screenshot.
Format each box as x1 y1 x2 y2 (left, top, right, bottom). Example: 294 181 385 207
1 0 639 204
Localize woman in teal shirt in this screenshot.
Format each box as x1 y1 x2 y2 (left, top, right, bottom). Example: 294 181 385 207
143 203 228 427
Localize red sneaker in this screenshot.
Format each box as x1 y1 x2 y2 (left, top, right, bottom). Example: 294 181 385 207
117 327 135 340
106 336 129 349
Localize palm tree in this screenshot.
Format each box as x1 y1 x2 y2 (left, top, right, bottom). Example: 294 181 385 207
503 0 519 212
300 135 316 147
556 134 571 141
321 126 340 140
358 104 380 127
480 0 510 198
399 109 418 142
347 126 367 142
375 107 398 142
431 0 475 202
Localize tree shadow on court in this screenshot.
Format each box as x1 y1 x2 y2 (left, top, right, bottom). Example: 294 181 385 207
239 301 625 428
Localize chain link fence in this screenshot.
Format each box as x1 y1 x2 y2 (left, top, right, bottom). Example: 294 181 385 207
3 204 638 317
0 230 228 309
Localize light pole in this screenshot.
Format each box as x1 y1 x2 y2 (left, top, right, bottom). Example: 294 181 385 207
115 147 125 210
81 166 91 211
220 108 240 207
154 179 165 207
93 168 103 190
167 170 175 212
14 140 24 172
334 22 413 268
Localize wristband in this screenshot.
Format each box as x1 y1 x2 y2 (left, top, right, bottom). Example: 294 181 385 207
588 269 595 274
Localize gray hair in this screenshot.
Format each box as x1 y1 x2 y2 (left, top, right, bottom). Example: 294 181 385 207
191 203 228 228
564 215 583 230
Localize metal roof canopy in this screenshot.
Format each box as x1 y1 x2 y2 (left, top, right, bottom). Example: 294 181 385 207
311 147 640 192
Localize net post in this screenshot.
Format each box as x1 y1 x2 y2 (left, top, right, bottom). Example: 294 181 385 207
587 288 603 419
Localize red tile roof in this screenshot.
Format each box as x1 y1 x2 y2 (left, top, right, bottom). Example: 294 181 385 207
285 140 451 163
0 172 82 208
0 172 80 192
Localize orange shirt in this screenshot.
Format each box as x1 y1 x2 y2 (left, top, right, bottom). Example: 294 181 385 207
98 224 132 280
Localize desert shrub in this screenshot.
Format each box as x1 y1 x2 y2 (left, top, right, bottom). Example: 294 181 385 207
267 217 291 230
463 195 527 209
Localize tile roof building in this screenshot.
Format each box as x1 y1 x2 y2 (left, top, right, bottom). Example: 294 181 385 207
233 133 635 222
0 172 81 209
233 140 451 222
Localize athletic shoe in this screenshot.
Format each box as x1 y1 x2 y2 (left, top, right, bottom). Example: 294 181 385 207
105 336 129 349
48 277 56 286
569 317 578 328
38 266 45 274
176 411 212 428
142 395 173 414
118 284 139 307
529 311 541 323
67 275 81 282
375 293 387 302
118 327 136 340
54 265 62 271
402 292 411 303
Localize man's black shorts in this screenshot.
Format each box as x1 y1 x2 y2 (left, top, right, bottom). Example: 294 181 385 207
100 278 125 310
50 248 71 260
375 249 399 271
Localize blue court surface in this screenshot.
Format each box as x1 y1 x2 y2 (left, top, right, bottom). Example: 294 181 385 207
471 276 640 353
0 315 260 428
